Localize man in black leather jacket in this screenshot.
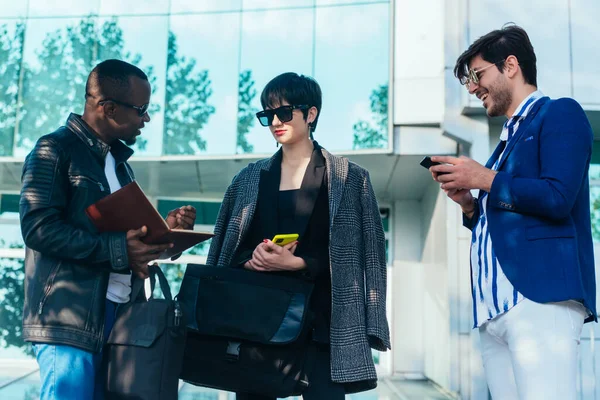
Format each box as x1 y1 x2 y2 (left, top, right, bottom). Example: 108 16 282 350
19 59 196 400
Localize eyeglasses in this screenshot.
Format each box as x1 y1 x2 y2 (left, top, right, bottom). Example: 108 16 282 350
98 98 149 117
255 105 309 127
460 59 506 87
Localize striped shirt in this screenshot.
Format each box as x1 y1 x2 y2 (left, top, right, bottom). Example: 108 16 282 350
471 90 543 328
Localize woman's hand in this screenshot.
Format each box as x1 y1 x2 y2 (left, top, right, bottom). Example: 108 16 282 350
244 240 305 272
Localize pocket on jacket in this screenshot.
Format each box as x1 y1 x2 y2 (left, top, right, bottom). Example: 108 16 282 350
525 225 575 240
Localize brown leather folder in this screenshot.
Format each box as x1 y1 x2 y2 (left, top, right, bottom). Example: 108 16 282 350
85 181 214 259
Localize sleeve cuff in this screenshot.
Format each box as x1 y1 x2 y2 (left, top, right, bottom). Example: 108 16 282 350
108 233 129 272
300 256 320 280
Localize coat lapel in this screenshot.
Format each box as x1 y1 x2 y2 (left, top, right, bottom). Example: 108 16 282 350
321 144 348 226
495 97 549 171
294 144 326 239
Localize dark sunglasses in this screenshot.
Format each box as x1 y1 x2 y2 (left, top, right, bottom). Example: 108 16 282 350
99 98 149 117
255 105 309 127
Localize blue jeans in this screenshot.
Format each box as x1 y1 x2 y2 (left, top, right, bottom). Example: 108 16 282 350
32 299 118 400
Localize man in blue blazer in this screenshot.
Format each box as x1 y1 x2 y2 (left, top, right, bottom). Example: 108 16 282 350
429 25 596 399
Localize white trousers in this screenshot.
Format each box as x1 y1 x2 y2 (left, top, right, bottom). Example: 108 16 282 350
479 298 587 400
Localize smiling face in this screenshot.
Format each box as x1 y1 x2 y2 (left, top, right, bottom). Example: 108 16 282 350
467 55 513 118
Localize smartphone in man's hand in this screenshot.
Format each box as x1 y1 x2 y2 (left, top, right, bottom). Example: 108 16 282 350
420 156 448 175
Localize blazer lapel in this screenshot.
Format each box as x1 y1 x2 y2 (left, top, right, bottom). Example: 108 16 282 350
294 145 326 239
495 97 549 171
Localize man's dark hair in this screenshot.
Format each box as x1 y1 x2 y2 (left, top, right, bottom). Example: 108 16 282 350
260 72 322 135
85 59 148 101
454 24 537 87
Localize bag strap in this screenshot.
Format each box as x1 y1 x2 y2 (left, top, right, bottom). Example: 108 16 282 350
149 264 173 301
129 265 173 303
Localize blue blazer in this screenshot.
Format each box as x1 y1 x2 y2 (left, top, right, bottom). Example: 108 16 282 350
464 96 597 321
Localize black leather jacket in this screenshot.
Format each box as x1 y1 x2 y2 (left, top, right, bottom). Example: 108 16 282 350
20 113 135 353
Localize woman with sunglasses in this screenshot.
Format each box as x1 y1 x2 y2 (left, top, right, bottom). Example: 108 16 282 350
207 72 390 399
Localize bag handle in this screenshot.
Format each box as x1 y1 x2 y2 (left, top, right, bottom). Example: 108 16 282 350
129 265 173 303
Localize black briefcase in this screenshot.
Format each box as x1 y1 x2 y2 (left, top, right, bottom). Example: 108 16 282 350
105 265 186 400
177 264 315 397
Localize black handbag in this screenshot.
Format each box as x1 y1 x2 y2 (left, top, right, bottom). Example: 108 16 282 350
177 264 316 397
105 265 186 400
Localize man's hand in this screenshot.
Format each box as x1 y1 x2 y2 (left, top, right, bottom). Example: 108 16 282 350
430 156 497 192
244 240 305 272
126 226 173 279
166 205 196 230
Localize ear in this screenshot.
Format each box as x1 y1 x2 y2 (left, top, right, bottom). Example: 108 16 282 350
307 106 318 125
102 101 117 118
504 55 519 79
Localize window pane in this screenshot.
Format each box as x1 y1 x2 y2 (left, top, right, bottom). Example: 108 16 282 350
27 0 100 17
571 0 600 106
243 0 313 10
165 14 240 155
0 194 19 214
99 0 170 16
17 17 91 156
0 258 29 356
0 21 24 157
590 165 600 243
317 0 387 4
0 3 28 18
97 15 169 156
314 3 389 151
171 0 242 13
17 15 168 157
238 8 314 154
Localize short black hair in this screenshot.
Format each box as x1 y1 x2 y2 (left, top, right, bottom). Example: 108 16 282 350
454 24 537 87
260 72 322 133
85 59 148 101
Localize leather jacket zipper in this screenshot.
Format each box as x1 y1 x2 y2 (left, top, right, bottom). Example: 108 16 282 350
71 175 105 192
38 262 61 315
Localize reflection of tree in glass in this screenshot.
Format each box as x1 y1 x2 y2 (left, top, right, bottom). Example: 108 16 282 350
589 167 600 242
24 387 40 400
163 32 215 155
0 23 24 156
237 70 258 154
352 83 388 150
17 16 160 153
0 241 28 354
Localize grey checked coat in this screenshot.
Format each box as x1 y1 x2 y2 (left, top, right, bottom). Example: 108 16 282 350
207 146 391 387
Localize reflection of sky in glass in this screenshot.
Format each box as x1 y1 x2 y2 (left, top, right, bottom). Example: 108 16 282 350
98 16 169 156
314 3 389 151
467 0 574 106
99 0 169 16
316 0 385 4
171 0 242 13
243 0 313 9
0 2 28 18
170 14 240 155
27 0 99 17
0 222 24 248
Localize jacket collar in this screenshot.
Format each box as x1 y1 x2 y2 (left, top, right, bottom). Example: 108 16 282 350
66 113 134 164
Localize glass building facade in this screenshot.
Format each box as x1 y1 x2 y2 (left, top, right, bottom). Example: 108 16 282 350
2 0 600 398
0 0 391 159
